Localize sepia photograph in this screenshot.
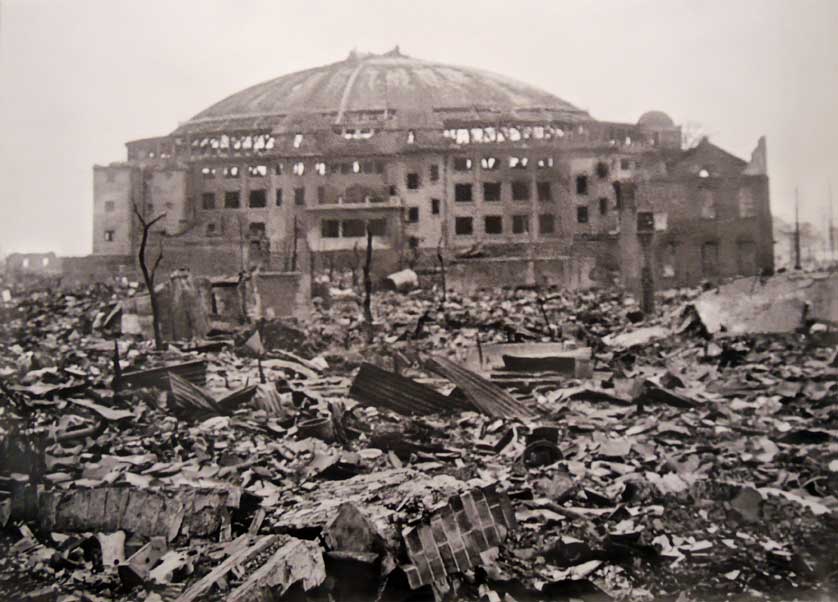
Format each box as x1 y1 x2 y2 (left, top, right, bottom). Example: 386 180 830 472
0 0 837 600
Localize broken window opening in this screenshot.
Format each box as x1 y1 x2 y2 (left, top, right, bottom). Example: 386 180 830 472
317 186 326 204
352 161 361 174
575 174 588 195
294 187 305 206
663 243 676 278
599 197 609 215
539 213 555 234
368 218 387 237
484 127 497 142
322 219 340 238
483 182 502 202
315 162 327 176
293 133 303 148
455 183 473 202
596 162 610 179
577 205 589 223
248 165 268 177
389 185 398 196
738 187 756 218
224 166 240 179
508 127 521 142
700 189 716 219
407 207 420 223
205 223 217 236
407 130 416 144
248 222 266 237
537 157 554 169
620 158 631 170
431 198 441 215
455 216 474 235
406 172 420 190
698 168 711 178
470 128 484 143
509 156 528 169
343 219 366 238
537 182 552 202
453 157 472 172
274 163 284 175
104 230 115 242
484 215 503 235
430 164 440 182
249 189 267 208
202 192 216 210
275 189 283 207
512 181 531 201
512 215 530 234
702 241 720 276
224 191 240 208
456 129 470 144
481 156 499 171
292 162 305 176
362 161 374 174
375 161 385 174
201 167 217 179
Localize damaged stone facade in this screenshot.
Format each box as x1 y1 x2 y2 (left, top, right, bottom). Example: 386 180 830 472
91 49 773 289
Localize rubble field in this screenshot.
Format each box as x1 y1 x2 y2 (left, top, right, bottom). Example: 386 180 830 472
1 274 837 602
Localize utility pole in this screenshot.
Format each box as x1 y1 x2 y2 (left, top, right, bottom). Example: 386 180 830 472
794 187 802 270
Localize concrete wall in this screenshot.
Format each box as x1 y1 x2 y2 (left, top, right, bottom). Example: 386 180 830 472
93 165 136 256
446 254 598 294
61 255 134 288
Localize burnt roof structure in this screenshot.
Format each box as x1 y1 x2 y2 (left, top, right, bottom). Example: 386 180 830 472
174 48 589 136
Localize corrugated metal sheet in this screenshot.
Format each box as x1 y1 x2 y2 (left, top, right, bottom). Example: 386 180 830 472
424 356 535 420
168 372 224 416
120 359 207 390
348 363 470 416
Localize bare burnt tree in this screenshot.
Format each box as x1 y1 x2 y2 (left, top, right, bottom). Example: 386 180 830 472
351 241 360 289
436 235 447 311
131 203 166 350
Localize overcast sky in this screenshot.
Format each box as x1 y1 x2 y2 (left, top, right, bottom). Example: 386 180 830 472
1 0 836 256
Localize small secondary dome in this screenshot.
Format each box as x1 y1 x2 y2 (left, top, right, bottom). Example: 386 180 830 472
637 110 674 128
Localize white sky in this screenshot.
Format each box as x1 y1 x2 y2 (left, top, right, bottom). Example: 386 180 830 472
1 0 836 256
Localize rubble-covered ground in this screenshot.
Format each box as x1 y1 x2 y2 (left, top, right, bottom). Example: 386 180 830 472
1 276 837 602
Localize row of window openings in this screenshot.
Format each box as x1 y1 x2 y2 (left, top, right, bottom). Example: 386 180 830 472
202 160 387 180
454 214 557 236
454 182 554 202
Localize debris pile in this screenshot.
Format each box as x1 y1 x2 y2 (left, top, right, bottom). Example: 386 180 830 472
1 274 837 601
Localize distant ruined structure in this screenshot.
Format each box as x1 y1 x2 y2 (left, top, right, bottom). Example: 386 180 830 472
87 48 773 294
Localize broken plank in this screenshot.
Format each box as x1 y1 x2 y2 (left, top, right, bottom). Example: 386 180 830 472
226 536 325 602
174 534 276 602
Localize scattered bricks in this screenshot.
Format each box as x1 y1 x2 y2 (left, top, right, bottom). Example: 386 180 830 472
401 486 517 589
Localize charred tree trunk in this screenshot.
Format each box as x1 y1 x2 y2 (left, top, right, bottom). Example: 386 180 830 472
291 217 298 272
436 236 447 312
363 228 374 343
132 204 166 350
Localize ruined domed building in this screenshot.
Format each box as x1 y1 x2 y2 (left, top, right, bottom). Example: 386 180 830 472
88 48 773 296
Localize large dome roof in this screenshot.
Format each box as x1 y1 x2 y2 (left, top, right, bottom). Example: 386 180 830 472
176 48 588 134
